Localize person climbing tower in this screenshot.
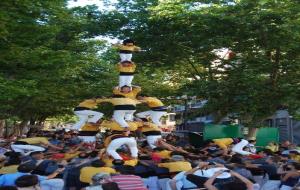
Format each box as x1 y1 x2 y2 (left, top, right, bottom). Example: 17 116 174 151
136 94 167 127
98 95 141 128
114 39 141 62
72 97 104 130
104 128 138 160
117 60 136 87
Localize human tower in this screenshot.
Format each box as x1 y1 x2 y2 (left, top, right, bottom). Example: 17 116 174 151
72 39 168 160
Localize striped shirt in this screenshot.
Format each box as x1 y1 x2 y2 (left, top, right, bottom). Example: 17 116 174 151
112 174 147 190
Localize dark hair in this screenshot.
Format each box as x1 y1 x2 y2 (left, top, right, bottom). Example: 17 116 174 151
0 186 17 190
29 151 43 156
118 165 135 175
291 162 300 170
91 160 105 167
17 163 36 173
4 157 21 166
120 85 130 89
249 140 256 143
112 159 124 166
102 182 120 190
123 39 134 45
15 175 38 187
203 140 214 146
112 94 126 98
222 180 247 190
121 60 132 64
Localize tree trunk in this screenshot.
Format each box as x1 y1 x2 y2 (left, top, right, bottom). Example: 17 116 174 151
247 127 258 139
0 120 5 137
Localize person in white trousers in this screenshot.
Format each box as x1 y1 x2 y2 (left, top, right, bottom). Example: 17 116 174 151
99 95 141 128
105 130 138 160
232 139 252 155
114 39 141 62
72 98 104 130
136 95 167 127
11 144 45 156
117 61 136 87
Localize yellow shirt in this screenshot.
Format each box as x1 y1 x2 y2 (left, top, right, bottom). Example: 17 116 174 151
100 120 141 131
143 97 164 108
117 62 136 73
140 123 161 132
99 97 140 106
64 152 81 161
116 44 141 52
102 158 138 167
158 161 192 172
290 155 300 162
80 123 100 131
213 138 233 149
103 158 113 167
113 86 141 99
78 99 99 109
0 165 18 174
266 144 279 152
80 166 116 183
124 159 138 167
19 137 49 145
156 150 172 159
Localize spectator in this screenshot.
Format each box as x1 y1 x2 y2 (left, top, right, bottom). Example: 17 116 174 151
15 175 40 190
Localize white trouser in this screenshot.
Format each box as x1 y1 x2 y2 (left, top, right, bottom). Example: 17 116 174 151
146 135 162 149
40 178 64 190
113 110 136 128
11 144 45 156
106 137 138 160
136 110 167 126
232 139 252 155
72 110 104 130
119 75 134 87
120 53 132 62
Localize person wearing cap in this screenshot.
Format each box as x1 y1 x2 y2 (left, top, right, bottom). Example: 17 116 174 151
136 95 167 127
117 60 136 87
114 39 141 62
98 95 141 128
157 155 192 173
104 129 138 160
72 97 104 130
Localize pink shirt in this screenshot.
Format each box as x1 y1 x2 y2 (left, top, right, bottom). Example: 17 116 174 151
112 174 147 190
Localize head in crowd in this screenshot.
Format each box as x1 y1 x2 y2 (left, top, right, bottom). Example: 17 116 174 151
17 163 36 173
15 175 40 189
29 151 44 160
91 160 106 168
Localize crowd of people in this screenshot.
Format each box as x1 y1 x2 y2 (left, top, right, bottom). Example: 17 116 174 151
0 129 300 190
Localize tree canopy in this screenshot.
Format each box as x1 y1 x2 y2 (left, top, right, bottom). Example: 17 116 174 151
0 0 299 128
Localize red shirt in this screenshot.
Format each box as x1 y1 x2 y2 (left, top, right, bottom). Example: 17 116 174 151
112 174 147 190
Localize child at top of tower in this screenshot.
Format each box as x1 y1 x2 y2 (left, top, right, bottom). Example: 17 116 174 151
113 85 141 99
117 60 136 88
114 39 141 62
